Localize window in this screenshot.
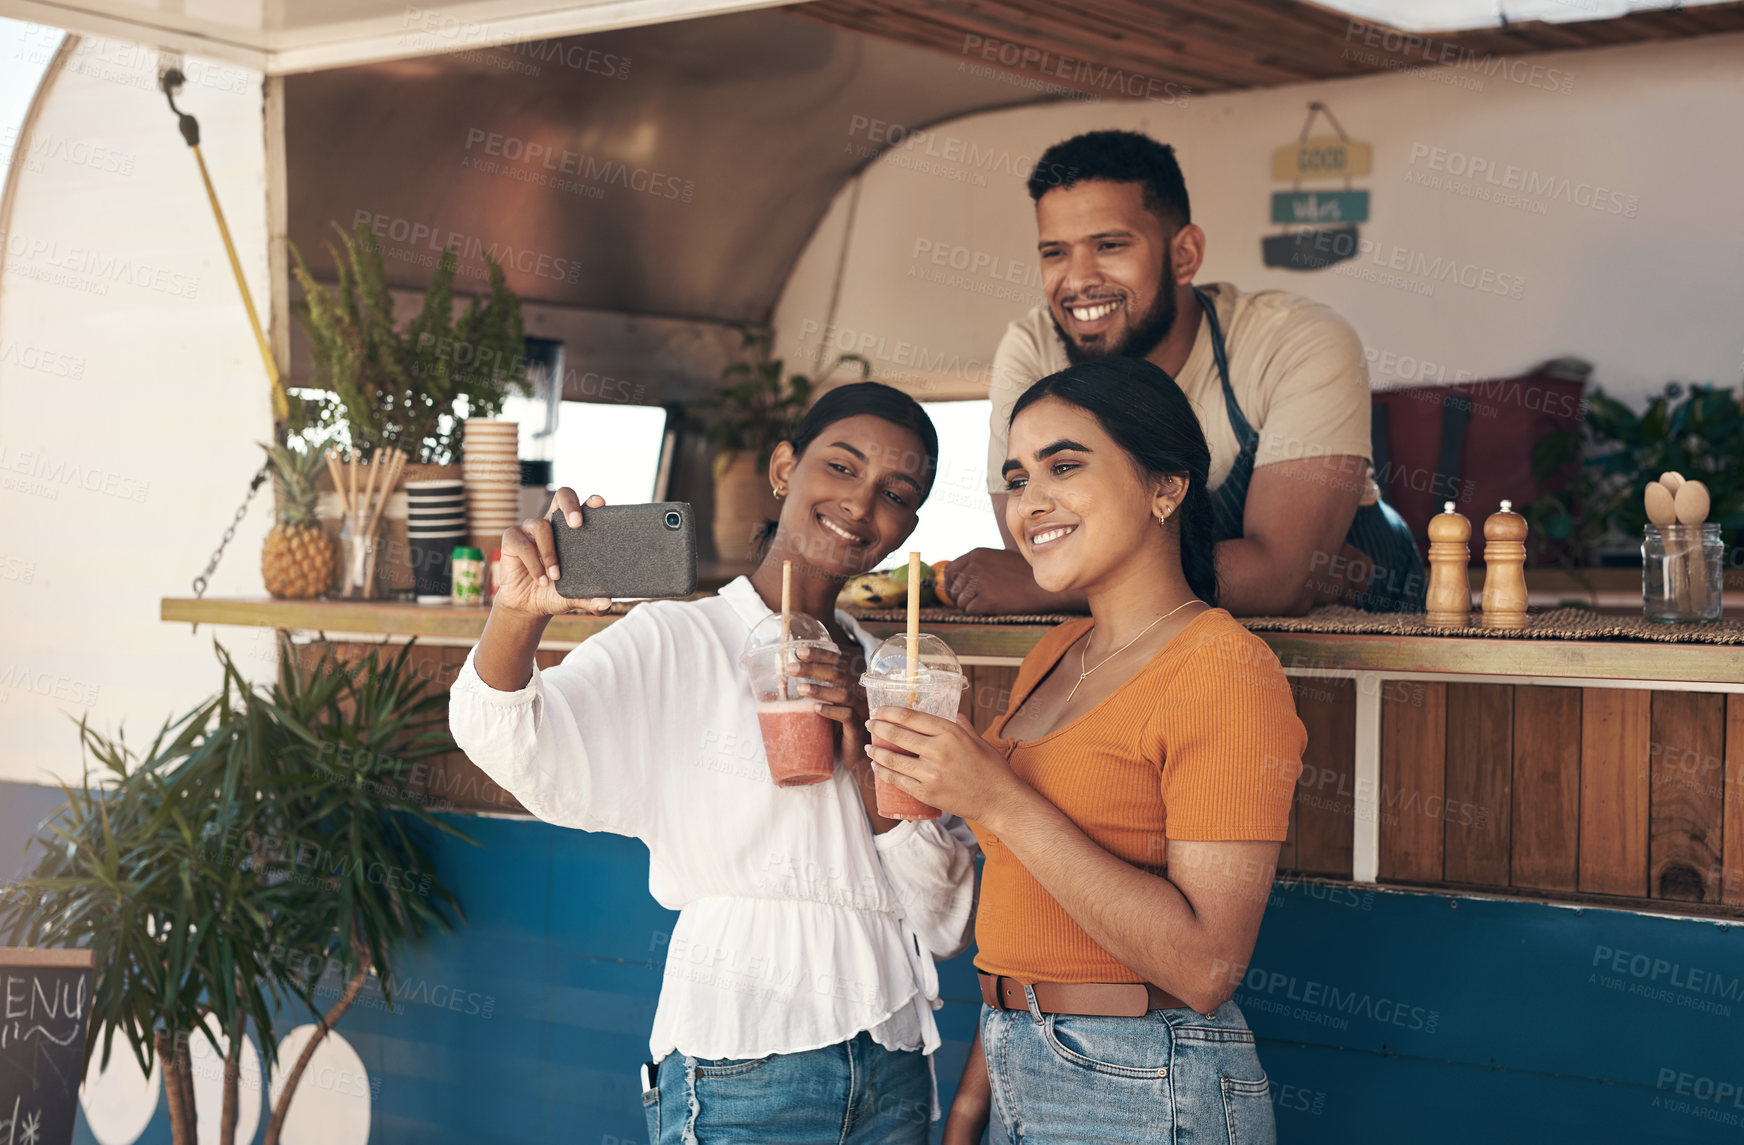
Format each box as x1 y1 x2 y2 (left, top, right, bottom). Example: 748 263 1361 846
548 402 670 506
899 399 1004 564
496 338 672 506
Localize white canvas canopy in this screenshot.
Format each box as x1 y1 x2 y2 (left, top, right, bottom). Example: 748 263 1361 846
0 0 809 73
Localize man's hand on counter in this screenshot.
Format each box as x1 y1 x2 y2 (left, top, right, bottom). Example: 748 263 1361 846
943 547 1088 616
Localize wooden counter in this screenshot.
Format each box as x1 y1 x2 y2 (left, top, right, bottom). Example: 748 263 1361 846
163 595 1744 921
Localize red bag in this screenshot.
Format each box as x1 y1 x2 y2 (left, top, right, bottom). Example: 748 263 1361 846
1369 360 1588 562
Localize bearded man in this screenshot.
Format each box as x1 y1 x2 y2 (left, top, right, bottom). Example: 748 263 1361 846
945 129 1424 617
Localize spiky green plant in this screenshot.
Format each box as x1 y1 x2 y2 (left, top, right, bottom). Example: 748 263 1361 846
1 634 472 1145
289 220 532 464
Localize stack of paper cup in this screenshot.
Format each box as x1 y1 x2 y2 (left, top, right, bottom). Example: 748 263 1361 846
405 480 467 603
462 419 520 553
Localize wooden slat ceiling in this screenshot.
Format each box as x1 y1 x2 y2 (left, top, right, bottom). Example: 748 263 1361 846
793 0 1744 98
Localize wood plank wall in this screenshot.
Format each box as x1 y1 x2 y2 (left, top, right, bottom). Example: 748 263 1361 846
298 637 1744 917
1368 682 1744 915
296 643 1024 819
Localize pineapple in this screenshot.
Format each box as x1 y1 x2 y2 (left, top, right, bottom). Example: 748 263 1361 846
261 441 337 598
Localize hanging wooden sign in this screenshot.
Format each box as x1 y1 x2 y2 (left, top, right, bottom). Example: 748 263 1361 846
1272 137 1372 180
1262 225 1360 270
1271 190 1370 224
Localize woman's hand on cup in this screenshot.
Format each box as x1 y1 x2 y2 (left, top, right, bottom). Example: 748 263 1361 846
864 707 1028 825
790 646 870 767
494 488 613 616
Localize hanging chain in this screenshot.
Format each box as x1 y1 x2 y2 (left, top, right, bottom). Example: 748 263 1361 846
192 463 271 598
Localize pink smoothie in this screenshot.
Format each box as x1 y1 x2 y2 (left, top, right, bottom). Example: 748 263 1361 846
757 700 836 787
870 734 940 820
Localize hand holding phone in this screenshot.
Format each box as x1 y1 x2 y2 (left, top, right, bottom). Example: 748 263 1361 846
494 488 615 617
550 501 697 600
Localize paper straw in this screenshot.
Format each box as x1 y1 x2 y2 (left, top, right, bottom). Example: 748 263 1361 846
325 449 350 517
363 449 404 543
906 550 921 705
359 451 382 533
780 559 792 701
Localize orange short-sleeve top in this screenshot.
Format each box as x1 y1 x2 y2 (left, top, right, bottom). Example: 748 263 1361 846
968 608 1306 984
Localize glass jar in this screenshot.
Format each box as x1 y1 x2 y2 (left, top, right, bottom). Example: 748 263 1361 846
336 513 383 599
1642 523 1723 623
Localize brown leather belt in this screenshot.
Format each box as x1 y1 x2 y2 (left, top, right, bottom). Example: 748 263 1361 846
978 972 1188 1018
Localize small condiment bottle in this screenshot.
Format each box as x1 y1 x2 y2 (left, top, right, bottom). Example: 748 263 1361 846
1479 500 1528 630
1425 501 1472 628
451 546 486 606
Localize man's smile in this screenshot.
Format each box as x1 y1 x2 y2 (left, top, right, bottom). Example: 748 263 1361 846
1062 295 1126 334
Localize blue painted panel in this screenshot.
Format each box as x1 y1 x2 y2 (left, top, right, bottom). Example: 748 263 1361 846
1248 881 1743 1144
2 779 1737 1145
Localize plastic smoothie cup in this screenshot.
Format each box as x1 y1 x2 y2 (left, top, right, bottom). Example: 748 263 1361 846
740 614 839 787
860 633 968 820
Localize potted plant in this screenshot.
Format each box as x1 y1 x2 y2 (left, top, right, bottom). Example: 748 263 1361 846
283 221 532 593
1522 381 1743 571
287 221 531 465
700 329 869 561
0 634 470 1145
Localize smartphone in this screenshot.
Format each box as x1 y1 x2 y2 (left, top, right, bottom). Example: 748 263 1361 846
549 502 698 600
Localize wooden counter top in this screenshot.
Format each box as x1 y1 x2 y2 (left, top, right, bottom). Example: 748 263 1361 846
163 596 1744 685
181 594 1744 917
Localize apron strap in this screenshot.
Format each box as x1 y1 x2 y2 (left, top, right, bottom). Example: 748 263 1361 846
1194 284 1425 611
1191 286 1258 450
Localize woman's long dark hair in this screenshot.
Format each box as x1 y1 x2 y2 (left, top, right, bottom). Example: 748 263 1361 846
1010 358 1220 606
751 381 940 559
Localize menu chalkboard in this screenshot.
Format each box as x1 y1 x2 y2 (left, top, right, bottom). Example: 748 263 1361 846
0 949 94 1145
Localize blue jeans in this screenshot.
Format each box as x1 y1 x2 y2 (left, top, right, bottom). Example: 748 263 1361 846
645 1031 931 1144
981 994 1275 1145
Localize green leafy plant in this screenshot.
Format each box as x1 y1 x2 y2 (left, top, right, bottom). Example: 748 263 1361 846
1523 381 1744 569
700 329 870 478
289 220 532 464
1 634 471 1145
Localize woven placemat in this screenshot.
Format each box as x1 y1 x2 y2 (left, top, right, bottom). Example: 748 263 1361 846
842 604 1744 644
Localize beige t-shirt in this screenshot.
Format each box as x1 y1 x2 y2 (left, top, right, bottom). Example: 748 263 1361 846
985 283 1372 495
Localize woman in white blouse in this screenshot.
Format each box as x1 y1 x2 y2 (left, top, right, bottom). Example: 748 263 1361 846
449 382 977 1145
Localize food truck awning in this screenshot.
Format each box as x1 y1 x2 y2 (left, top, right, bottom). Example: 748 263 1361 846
0 0 811 73
282 6 1057 325
17 0 1744 80
795 0 1744 99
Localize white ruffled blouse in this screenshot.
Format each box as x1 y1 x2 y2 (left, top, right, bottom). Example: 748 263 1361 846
449 576 977 1073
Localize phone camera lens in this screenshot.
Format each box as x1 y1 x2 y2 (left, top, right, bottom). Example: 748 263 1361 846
664 511 682 530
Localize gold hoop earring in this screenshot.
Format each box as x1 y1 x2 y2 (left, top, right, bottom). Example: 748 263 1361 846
773 486 786 500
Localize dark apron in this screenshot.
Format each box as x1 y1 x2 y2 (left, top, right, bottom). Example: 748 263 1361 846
1195 287 1425 613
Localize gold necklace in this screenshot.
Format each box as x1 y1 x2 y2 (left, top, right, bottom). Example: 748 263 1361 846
1067 598 1202 702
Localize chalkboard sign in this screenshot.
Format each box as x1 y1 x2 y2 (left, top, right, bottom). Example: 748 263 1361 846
0 949 94 1145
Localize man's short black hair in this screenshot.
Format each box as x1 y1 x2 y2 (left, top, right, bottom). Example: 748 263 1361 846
1027 130 1191 229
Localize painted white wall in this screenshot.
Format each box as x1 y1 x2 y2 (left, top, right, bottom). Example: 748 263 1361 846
773 32 1744 410
0 35 272 784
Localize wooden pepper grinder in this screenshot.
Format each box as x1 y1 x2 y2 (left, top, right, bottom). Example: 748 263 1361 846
1425 501 1472 628
1479 499 1529 630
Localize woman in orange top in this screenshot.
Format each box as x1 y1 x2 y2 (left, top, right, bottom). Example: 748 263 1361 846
867 357 1306 1145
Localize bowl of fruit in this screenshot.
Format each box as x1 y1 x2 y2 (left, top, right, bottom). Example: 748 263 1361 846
837 558 956 611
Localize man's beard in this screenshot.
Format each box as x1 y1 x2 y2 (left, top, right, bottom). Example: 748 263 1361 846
1055 251 1179 365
